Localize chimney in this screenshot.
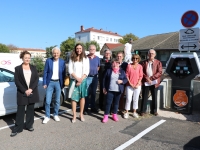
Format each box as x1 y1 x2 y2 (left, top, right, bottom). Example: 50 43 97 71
100 28 103 31
81 25 84 31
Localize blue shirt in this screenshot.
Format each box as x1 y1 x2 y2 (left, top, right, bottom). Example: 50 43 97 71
88 55 100 75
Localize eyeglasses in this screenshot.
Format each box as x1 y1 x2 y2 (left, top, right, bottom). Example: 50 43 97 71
133 58 138 60
105 53 111 54
113 61 120 64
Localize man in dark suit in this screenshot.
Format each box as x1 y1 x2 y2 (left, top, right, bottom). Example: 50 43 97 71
98 49 112 110
43 47 66 124
117 52 128 112
140 49 162 116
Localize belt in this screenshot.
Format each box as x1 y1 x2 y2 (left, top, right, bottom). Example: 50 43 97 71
51 79 59 81
88 74 98 77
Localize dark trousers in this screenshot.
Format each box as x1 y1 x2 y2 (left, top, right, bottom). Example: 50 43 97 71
104 91 121 115
12 103 35 133
141 85 158 114
118 87 126 110
85 76 98 110
99 79 105 110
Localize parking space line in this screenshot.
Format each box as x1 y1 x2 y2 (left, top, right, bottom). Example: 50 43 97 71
0 108 73 131
114 119 166 150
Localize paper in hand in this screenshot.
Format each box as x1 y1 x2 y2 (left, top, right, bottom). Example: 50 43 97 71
145 79 158 86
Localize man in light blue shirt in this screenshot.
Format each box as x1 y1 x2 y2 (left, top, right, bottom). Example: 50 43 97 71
84 45 100 115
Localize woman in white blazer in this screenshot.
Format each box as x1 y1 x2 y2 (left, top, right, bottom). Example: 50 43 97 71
68 43 89 123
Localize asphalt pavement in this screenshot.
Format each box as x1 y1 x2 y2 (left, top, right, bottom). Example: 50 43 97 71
0 101 200 150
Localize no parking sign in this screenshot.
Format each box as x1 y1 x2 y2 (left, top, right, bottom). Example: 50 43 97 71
181 10 199 28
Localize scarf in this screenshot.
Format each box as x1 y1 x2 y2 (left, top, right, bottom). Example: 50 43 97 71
112 68 119 73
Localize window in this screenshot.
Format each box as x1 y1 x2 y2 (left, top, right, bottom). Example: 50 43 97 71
98 36 100 40
78 36 81 40
110 38 112 42
106 37 108 41
93 35 95 40
0 68 14 82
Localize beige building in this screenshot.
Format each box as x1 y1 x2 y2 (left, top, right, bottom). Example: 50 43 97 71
75 25 122 49
10 48 46 59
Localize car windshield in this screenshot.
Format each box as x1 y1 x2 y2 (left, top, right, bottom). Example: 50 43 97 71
0 68 14 82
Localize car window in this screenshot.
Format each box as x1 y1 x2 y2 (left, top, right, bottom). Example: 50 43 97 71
0 68 14 82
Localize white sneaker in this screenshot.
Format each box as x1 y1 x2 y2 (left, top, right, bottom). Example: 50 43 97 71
124 113 129 119
43 117 50 124
54 115 60 122
133 112 139 118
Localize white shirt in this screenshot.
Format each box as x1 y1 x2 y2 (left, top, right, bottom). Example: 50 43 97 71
147 60 153 77
68 57 89 79
124 43 132 55
23 69 32 88
51 59 59 80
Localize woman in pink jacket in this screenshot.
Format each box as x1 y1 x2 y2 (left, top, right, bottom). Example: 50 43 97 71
124 54 143 118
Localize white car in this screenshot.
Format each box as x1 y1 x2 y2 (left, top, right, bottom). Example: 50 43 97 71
0 67 66 116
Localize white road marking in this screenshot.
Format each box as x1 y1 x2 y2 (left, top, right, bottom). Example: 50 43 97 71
0 108 73 131
115 119 166 150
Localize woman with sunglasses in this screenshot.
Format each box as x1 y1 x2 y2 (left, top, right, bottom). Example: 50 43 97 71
124 54 143 119
102 59 127 123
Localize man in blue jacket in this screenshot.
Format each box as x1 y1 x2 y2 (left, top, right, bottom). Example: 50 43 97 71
43 47 66 124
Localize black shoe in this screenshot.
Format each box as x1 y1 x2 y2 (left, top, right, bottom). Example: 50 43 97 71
91 108 100 113
10 132 18 137
27 128 34 132
83 111 88 115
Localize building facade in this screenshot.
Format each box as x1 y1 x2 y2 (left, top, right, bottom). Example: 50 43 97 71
111 32 181 67
75 25 122 49
10 48 46 59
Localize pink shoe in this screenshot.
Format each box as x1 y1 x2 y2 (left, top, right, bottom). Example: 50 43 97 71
102 115 108 123
112 114 119 122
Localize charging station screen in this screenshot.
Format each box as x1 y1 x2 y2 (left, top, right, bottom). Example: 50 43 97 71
176 66 180 70
178 60 187 67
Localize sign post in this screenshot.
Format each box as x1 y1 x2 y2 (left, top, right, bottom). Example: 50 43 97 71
179 10 199 52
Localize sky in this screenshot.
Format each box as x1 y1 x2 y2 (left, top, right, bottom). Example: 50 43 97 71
0 0 200 50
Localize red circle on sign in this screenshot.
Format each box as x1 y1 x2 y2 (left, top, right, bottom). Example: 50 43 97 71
181 10 199 28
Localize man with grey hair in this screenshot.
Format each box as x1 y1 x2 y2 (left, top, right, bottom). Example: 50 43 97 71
140 48 162 116
84 45 100 114
98 49 112 110
42 47 66 123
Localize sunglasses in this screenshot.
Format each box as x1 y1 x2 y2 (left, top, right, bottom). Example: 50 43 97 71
133 58 139 60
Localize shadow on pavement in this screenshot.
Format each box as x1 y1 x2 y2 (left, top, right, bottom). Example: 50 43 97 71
183 136 200 150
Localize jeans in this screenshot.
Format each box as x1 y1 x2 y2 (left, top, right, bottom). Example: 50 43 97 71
85 76 98 110
45 81 61 118
105 91 121 115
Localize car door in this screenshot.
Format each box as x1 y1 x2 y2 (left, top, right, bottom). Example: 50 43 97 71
0 68 17 116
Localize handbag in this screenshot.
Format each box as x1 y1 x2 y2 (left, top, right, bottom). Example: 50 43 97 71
64 75 70 86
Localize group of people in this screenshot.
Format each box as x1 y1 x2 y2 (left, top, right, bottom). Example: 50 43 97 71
10 42 162 137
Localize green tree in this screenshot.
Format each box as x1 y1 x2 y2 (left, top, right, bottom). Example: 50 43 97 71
119 33 139 44
31 56 45 77
84 40 100 51
7 44 18 52
0 43 10 53
60 37 75 59
45 45 57 58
